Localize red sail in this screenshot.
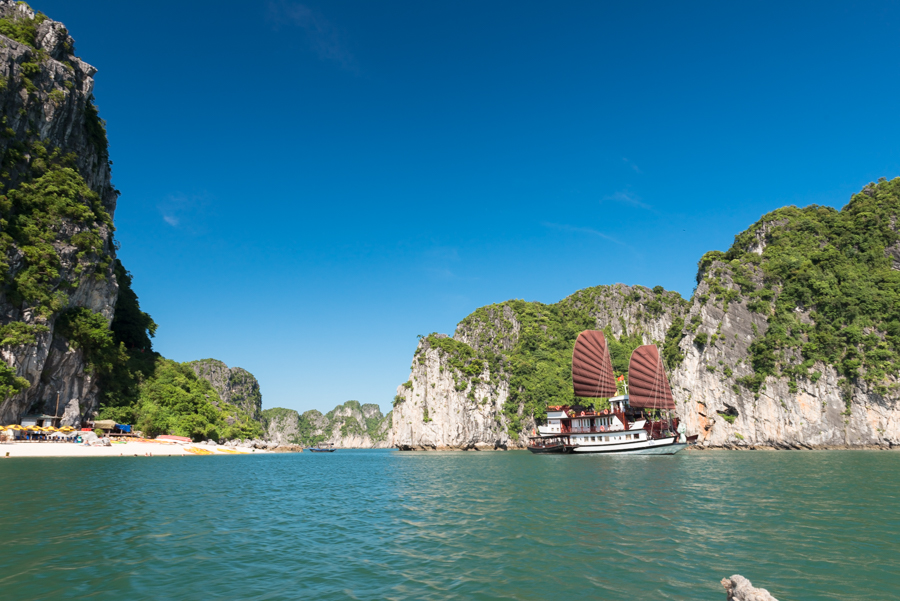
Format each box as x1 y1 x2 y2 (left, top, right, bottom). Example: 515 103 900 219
571 331 617 398
627 345 676 410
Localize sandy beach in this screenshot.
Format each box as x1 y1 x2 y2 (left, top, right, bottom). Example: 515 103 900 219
0 441 269 458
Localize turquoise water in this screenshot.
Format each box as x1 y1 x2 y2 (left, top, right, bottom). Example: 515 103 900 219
0 450 897 600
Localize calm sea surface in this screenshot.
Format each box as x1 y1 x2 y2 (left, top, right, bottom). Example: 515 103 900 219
0 450 897 600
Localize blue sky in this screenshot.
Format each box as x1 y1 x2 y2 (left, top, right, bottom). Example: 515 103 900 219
34 0 900 414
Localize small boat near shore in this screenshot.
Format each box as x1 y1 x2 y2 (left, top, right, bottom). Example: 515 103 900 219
527 331 692 456
308 442 336 453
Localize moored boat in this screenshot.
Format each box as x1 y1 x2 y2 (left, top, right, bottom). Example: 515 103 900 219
527 330 690 456
308 442 336 453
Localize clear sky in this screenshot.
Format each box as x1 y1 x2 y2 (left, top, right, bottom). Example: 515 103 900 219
34 0 900 415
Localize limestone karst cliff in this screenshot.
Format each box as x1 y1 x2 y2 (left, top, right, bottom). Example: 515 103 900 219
392 179 900 449
187 359 262 421
0 2 124 426
262 401 392 448
0 5 256 441
172 357 393 447
392 334 512 450
259 407 303 445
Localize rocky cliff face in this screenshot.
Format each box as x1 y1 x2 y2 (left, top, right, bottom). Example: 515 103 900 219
185 358 394 447
392 334 511 450
324 401 392 448
259 407 302 445
391 286 685 450
392 181 900 449
262 401 392 448
0 3 119 426
187 359 262 420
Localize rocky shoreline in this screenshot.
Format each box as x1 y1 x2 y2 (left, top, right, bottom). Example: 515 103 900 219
689 442 897 451
396 441 509 451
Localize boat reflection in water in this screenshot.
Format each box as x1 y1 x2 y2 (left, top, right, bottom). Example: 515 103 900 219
527 331 695 456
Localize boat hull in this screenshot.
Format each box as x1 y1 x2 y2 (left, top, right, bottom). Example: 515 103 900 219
570 436 687 455
526 443 568 454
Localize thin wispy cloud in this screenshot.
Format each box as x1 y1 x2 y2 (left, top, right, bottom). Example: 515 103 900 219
622 157 641 173
158 192 212 233
543 222 628 247
266 1 356 71
602 190 653 210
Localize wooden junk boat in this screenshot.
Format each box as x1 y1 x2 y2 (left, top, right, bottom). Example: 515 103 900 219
527 330 691 455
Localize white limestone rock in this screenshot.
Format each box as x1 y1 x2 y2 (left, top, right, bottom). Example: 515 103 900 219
391 273 900 450
722 575 779 601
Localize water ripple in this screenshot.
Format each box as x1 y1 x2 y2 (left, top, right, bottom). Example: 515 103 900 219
0 450 898 600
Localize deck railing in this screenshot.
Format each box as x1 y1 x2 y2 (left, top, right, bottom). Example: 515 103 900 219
562 425 624 434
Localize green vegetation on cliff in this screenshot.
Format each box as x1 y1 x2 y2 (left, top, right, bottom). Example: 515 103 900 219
86 266 261 441
0 5 263 440
1 160 112 317
326 400 390 441
101 358 262 441
296 409 328 447
717 178 900 394
184 359 262 420
0 8 47 49
262 401 392 447
425 287 684 438
412 179 900 437
454 298 660 436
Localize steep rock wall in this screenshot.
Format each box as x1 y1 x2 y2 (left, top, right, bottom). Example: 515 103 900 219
187 359 262 420
672 260 899 448
260 407 302 445
392 335 512 450
262 401 393 448
392 223 900 450
0 3 118 426
325 401 392 448
391 285 686 450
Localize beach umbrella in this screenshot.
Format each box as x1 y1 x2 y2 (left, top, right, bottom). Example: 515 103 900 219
59 426 75 432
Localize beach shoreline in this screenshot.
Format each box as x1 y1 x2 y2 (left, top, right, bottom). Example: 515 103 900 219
0 441 270 458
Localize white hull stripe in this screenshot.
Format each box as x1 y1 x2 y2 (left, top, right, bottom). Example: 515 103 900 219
571 437 686 455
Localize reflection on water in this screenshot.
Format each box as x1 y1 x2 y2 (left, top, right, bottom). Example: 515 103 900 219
0 450 897 600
